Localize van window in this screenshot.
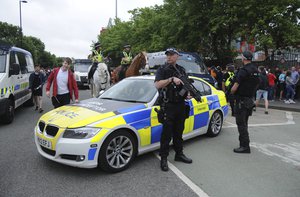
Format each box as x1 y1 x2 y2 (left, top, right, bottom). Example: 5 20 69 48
0 50 6 73
16 52 28 74
25 54 34 72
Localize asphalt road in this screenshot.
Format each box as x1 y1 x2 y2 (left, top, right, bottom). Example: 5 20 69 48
0 88 300 197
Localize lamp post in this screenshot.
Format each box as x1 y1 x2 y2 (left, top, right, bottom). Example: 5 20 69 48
115 0 118 19
19 0 27 47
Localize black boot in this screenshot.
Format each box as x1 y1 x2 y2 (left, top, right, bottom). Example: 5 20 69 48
175 153 192 163
233 146 251 153
160 157 168 171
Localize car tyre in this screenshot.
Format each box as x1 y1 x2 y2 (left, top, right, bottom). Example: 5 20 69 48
1 99 15 124
207 111 223 137
98 130 137 173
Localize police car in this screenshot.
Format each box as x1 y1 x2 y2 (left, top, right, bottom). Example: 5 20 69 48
35 75 228 172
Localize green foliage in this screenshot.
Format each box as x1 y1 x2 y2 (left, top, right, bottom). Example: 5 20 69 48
0 22 21 45
99 0 300 62
0 21 56 68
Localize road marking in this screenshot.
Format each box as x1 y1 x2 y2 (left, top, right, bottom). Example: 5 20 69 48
223 112 295 128
251 142 300 166
154 153 209 197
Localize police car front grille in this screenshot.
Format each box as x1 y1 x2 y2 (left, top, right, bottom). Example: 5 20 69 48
38 121 45 133
45 125 59 137
40 146 56 156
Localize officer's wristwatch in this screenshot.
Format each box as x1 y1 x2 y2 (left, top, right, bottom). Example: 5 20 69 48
168 77 173 83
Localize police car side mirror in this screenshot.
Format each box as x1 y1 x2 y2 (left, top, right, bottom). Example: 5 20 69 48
9 63 20 76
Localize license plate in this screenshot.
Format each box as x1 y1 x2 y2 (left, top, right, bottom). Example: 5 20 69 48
37 137 52 149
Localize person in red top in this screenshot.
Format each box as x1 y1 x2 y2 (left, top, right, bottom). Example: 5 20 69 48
267 70 276 101
46 57 79 108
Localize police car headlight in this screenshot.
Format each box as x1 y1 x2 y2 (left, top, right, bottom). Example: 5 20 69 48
63 128 101 139
75 74 80 81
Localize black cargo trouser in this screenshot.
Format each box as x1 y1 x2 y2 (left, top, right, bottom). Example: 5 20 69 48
226 93 235 115
52 93 71 108
160 102 186 158
88 62 98 80
118 64 130 81
234 98 253 148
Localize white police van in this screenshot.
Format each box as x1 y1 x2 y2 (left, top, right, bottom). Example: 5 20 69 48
74 59 91 88
0 44 34 124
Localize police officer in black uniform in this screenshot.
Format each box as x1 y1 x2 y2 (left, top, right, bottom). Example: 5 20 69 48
231 51 260 153
154 48 193 171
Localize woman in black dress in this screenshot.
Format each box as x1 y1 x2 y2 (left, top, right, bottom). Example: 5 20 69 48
29 65 46 113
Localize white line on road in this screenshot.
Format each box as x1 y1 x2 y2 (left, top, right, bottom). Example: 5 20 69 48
223 112 295 128
251 142 300 166
154 153 209 197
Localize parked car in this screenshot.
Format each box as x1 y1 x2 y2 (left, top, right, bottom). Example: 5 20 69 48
144 51 217 87
74 59 92 88
35 75 228 172
0 43 34 124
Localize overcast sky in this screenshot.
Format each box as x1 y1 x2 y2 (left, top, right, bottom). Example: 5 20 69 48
0 0 164 59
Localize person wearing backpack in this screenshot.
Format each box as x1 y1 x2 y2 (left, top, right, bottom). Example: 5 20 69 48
254 66 269 114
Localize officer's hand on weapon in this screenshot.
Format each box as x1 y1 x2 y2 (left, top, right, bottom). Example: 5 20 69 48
173 77 183 85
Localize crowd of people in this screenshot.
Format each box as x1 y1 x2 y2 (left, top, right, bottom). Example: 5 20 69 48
29 43 134 112
210 63 300 115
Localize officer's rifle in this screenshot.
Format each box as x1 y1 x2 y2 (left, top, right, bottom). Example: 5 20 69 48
173 66 202 102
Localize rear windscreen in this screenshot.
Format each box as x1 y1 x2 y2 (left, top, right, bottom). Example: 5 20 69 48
148 54 208 74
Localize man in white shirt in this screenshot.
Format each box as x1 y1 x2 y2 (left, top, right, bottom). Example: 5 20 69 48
46 58 79 108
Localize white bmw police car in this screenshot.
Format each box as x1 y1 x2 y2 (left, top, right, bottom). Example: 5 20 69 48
35 75 228 172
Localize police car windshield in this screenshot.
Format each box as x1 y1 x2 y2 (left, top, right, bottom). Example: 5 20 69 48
74 63 90 72
0 51 6 73
100 78 157 103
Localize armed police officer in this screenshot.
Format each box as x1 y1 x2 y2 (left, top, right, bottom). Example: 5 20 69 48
88 42 104 80
154 48 193 172
118 44 133 81
231 51 259 153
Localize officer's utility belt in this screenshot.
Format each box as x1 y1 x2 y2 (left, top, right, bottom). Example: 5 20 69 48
236 96 254 109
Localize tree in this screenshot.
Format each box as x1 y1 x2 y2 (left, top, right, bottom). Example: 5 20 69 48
0 22 21 46
98 0 300 64
0 21 57 67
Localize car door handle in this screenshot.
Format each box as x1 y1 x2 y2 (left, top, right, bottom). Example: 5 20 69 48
143 126 150 129
207 100 213 105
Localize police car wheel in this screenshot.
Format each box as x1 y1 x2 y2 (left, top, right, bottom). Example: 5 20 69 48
1 99 15 124
98 130 137 173
207 111 223 137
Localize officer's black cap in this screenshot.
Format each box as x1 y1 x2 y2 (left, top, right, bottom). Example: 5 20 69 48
165 48 180 55
124 44 131 48
242 51 253 60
